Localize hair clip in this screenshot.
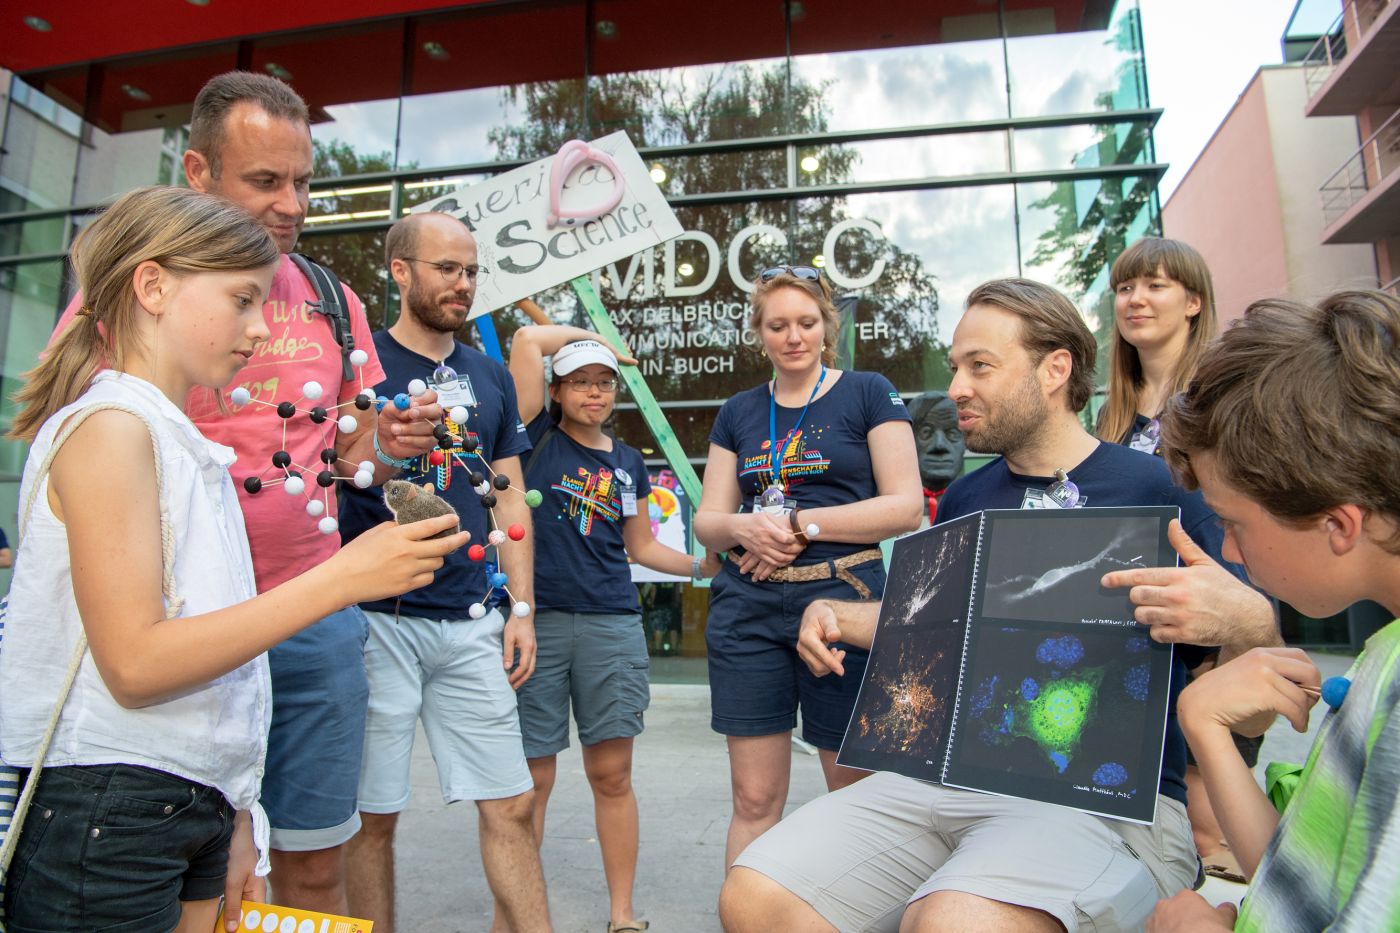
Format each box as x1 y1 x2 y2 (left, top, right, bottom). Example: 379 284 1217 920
547 139 627 228
75 305 95 317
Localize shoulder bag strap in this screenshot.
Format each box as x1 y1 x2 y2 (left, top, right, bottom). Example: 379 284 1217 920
0 403 182 878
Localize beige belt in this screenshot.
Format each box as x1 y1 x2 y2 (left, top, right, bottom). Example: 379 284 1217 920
760 548 883 599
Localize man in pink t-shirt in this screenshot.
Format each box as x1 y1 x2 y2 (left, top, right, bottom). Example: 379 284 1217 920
51 72 440 913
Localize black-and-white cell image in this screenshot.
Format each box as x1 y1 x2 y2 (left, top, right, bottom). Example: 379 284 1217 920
880 513 980 627
979 511 1167 625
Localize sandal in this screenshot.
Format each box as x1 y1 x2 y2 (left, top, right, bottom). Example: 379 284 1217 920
607 923 650 933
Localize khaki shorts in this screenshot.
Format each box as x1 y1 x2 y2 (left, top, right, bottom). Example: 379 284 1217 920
734 771 1197 933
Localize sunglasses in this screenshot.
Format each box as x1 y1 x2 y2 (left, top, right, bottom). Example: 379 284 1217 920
758 265 823 283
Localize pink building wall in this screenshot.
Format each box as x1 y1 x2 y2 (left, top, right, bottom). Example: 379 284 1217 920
1162 72 1289 324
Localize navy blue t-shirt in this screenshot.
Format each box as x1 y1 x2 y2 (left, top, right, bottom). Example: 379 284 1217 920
339 331 531 619
525 411 650 614
937 441 1230 808
708 370 912 563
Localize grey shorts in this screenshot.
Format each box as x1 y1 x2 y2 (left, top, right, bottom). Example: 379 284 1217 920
734 771 1198 933
516 609 650 758
358 608 533 809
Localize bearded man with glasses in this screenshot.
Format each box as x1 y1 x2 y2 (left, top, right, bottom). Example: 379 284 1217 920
339 211 551 933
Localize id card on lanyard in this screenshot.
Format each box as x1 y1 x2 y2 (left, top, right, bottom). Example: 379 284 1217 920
760 367 825 516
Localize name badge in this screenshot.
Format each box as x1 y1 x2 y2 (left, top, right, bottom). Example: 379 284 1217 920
752 495 796 516
1128 431 1158 454
436 375 477 409
621 490 638 517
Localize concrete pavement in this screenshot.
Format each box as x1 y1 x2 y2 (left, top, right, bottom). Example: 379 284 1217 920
384 651 1355 932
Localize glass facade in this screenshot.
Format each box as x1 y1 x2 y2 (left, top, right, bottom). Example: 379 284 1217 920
0 0 1164 659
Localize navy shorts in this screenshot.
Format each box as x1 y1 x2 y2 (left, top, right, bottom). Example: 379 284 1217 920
705 558 885 750
3 764 235 932
262 605 370 850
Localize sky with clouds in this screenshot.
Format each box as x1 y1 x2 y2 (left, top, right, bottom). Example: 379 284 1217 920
1139 0 1308 199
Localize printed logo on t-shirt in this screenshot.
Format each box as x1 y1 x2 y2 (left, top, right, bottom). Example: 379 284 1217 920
889 392 906 407
551 465 623 536
739 428 831 490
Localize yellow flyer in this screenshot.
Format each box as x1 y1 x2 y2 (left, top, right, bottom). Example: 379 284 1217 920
214 901 373 932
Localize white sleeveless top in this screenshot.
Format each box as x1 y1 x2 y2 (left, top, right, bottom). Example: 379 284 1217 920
0 372 269 811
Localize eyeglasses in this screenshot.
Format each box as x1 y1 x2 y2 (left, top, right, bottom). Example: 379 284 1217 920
759 265 822 283
403 257 484 283
563 378 619 393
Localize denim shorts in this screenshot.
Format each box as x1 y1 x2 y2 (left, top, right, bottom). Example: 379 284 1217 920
516 610 651 758
705 557 885 750
3 764 235 932
261 605 370 850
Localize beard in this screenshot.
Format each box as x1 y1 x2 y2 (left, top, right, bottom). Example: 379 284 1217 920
963 371 1047 456
406 277 470 334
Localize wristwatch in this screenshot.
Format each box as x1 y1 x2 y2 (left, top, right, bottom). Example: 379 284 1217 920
691 555 704 579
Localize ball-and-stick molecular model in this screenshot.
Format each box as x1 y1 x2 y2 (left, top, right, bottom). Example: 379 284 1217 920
235 355 542 617
232 348 378 536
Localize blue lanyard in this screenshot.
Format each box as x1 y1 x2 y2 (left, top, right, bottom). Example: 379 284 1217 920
768 365 826 491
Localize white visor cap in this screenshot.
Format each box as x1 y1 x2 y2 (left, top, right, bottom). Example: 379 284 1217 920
552 339 619 377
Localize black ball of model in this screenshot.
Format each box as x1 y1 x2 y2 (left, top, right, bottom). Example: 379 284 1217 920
492 474 511 490
317 470 335 488
272 450 292 468
320 447 338 464
309 407 328 424
243 477 263 494
480 493 498 508
277 401 296 419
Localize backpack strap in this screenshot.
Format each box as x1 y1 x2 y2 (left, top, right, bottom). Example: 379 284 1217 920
524 424 561 478
289 253 356 383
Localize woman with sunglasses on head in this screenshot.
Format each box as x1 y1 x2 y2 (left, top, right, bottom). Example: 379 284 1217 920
1098 237 1277 876
695 265 923 869
508 325 720 933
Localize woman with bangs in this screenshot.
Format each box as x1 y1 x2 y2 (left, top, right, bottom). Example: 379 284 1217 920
1098 237 1218 451
695 265 923 870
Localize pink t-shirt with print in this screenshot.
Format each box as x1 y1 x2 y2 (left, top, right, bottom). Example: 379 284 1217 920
53 254 386 592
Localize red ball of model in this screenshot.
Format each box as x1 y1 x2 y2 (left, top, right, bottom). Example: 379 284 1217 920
467 544 486 562
428 449 446 466
507 523 526 541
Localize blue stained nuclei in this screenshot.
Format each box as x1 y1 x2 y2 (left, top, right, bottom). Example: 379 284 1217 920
1126 636 1150 654
1049 751 1069 773
1036 635 1085 668
1020 677 1040 701
968 675 999 719
1000 707 1015 734
1093 762 1129 787
1123 662 1151 701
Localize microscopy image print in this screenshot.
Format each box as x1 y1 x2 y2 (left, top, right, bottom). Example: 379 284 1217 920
979 511 1165 626
879 512 980 627
838 625 966 779
944 624 1169 823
